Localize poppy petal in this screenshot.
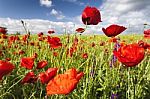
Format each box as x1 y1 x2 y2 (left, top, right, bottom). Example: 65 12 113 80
46 68 84 95
0 60 15 80
20 57 34 70
113 43 145 67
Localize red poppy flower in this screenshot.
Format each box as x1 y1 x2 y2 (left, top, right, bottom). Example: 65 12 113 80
20 57 34 69
45 68 58 77
82 6 102 25
67 47 74 57
48 30 55 34
38 32 44 37
99 41 105 46
82 53 88 59
73 37 78 46
38 72 48 84
22 34 29 42
46 68 84 95
47 36 62 49
18 50 25 55
144 29 150 39
138 40 150 49
38 36 43 41
113 43 145 67
0 27 7 34
36 60 48 69
30 42 35 46
8 35 20 44
76 28 85 33
53 52 58 57
38 68 58 84
2 34 7 39
108 37 118 43
91 42 96 47
102 24 127 37
21 71 37 84
0 60 15 80
5 58 11 61
33 53 38 59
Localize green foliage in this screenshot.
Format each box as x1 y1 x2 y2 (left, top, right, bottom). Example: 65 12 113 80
0 34 150 99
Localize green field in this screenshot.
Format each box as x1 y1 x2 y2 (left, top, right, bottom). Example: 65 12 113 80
0 34 150 99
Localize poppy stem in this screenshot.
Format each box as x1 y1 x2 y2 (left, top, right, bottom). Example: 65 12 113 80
110 37 120 68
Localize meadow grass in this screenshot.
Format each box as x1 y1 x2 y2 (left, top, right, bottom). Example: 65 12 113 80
0 34 150 99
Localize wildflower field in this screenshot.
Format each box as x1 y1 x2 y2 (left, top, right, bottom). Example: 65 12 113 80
0 33 150 99
0 5 150 99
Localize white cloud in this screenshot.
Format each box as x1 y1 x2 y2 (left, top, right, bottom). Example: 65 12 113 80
71 15 82 24
0 17 101 35
50 9 65 20
40 0 52 7
1 0 150 35
0 18 76 34
99 0 150 34
50 9 58 15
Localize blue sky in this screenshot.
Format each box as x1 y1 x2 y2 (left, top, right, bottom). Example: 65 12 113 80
0 0 103 21
0 0 149 34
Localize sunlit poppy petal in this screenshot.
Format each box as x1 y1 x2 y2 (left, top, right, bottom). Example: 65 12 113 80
46 68 84 95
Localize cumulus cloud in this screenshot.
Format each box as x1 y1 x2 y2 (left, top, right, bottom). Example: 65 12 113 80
0 17 100 35
99 0 150 34
50 9 65 20
0 18 77 34
40 0 52 7
1 0 149 35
